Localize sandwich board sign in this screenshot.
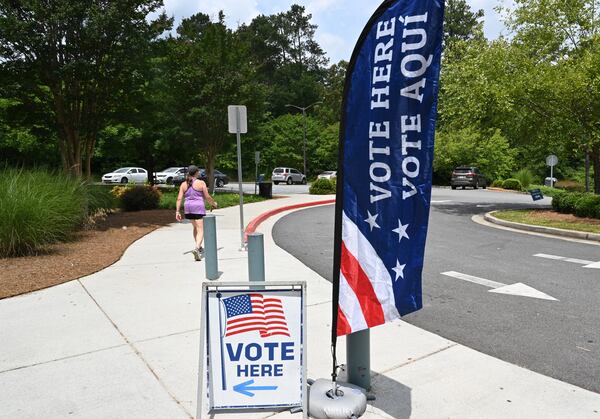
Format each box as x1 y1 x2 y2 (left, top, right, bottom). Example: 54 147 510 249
198 281 306 416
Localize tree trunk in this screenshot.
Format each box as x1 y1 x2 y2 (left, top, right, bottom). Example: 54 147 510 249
206 147 216 195
592 144 600 195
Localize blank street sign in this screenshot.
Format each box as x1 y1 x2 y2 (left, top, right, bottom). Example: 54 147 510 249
228 105 247 134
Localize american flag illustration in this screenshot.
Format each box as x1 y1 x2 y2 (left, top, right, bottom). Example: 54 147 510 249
222 293 290 338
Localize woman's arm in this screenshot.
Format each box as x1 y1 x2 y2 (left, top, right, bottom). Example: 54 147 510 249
200 181 218 209
175 183 185 220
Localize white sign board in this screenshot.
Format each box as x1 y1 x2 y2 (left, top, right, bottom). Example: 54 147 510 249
546 154 558 167
200 282 305 413
228 105 248 134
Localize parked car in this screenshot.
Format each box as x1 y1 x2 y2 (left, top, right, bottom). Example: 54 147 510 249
271 167 307 185
154 167 185 185
199 169 230 188
102 167 148 184
451 166 486 189
317 171 337 180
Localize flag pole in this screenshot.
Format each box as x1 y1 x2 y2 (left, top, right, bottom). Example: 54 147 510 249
217 295 227 391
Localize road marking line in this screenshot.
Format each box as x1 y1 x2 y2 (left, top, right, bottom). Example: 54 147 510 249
431 200 451 203
489 283 558 301
441 271 558 301
583 261 600 269
534 253 595 265
441 271 505 289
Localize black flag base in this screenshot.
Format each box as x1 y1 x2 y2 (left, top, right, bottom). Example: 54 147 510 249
308 378 368 418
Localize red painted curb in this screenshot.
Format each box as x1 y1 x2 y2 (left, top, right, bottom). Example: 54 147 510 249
245 198 336 241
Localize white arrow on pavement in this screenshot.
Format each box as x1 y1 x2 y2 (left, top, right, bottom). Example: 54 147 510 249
441 271 558 301
583 261 600 269
534 253 600 269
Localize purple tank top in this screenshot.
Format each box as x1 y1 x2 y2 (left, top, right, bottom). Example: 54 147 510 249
184 181 206 215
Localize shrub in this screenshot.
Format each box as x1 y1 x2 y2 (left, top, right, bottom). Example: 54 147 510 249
574 194 600 219
111 185 130 199
557 192 585 214
309 178 335 195
0 167 87 256
550 190 566 211
513 169 534 189
491 179 504 187
120 186 162 211
502 178 522 190
554 180 585 192
86 185 117 215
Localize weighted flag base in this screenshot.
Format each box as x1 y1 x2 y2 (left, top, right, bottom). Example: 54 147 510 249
308 378 367 419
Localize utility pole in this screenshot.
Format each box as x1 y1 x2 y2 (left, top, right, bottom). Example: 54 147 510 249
285 101 322 177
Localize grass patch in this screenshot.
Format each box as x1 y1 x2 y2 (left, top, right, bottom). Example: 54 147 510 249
0 168 87 256
159 190 266 210
493 209 600 234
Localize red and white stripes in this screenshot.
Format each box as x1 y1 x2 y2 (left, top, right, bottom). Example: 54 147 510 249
337 212 400 336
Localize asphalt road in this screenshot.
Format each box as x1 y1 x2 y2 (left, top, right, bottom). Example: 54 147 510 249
272 188 600 393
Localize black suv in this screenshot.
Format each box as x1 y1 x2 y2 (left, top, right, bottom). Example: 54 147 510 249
451 166 487 189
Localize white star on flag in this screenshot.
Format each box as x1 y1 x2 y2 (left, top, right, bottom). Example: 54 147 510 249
364 211 380 231
392 260 406 281
392 219 409 242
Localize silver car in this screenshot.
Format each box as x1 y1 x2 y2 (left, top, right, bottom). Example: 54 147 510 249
271 167 307 185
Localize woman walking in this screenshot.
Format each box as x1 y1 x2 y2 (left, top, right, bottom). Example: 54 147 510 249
175 165 218 261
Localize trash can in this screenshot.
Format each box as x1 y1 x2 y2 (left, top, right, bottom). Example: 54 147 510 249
258 182 272 199
544 177 557 187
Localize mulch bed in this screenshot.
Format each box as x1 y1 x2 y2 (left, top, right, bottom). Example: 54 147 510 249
527 210 600 225
0 210 174 300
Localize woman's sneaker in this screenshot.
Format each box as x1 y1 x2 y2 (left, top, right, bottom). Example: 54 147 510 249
192 248 201 261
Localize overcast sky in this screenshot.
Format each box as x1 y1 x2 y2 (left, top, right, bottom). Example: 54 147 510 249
159 0 510 63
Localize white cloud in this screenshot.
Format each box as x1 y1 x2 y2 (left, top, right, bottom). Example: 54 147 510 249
161 0 260 28
317 31 349 63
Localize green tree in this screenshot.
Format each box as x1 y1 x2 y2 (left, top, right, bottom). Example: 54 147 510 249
168 12 266 190
444 0 485 50
434 128 516 183
0 0 171 177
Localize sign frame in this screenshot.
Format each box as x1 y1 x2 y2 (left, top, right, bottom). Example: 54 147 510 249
198 281 307 418
228 105 248 134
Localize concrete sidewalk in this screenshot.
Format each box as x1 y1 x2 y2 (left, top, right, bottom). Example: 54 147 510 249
1 194 599 418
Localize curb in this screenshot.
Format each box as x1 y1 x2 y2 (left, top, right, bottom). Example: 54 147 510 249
484 211 600 243
245 198 336 240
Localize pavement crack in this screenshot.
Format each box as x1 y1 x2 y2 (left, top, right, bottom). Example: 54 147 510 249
377 343 458 374
0 344 127 374
76 280 193 419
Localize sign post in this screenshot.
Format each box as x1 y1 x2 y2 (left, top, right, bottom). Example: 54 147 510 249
254 151 260 195
228 105 248 249
546 154 558 188
198 281 307 417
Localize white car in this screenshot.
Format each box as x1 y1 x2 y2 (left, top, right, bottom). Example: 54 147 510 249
154 167 185 185
317 171 337 180
271 167 307 185
102 167 148 184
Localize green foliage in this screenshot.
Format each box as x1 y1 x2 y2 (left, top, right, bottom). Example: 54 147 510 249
552 191 600 219
0 168 87 256
120 186 162 211
554 180 586 192
502 178 522 190
434 128 516 184
309 178 335 195
491 179 504 187
86 185 117 214
513 169 535 189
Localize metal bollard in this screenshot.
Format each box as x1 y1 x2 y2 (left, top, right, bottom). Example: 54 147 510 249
247 233 265 283
203 215 218 280
346 328 371 391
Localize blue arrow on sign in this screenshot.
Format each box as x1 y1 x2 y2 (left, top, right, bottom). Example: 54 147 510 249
233 379 278 397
